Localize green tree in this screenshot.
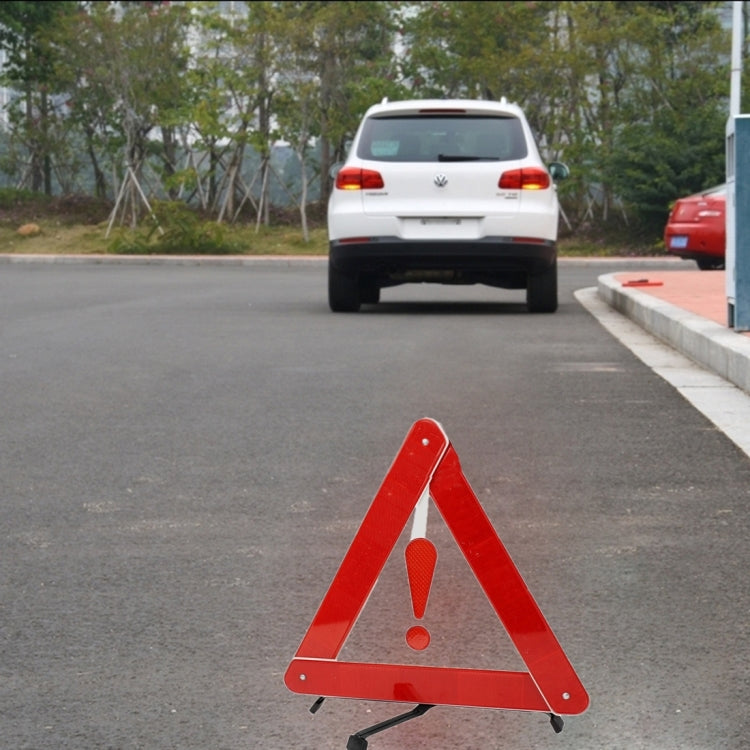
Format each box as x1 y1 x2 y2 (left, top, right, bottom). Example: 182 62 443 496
606 1 729 240
0 1 77 194
544 1 643 232
282 1 406 205
50 1 192 222
400 1 549 103
179 1 235 211
188 1 284 224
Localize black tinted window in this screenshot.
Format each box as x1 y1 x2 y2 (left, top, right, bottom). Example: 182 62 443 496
357 115 527 162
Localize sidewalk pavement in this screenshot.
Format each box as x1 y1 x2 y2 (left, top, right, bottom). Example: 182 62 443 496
596 269 750 396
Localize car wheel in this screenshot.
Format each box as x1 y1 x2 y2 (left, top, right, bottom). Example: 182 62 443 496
526 262 558 313
696 258 725 271
328 263 361 312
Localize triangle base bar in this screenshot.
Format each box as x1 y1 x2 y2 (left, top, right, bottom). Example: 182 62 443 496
285 658 568 713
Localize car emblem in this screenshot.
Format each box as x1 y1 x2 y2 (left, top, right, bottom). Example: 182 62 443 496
434 174 448 187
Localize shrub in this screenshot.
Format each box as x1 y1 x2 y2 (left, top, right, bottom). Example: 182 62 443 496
108 201 244 255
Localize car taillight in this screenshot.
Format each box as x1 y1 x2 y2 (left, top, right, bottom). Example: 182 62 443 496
498 168 550 190
335 167 384 190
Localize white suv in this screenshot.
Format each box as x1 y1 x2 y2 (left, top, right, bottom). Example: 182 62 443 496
327 98 569 312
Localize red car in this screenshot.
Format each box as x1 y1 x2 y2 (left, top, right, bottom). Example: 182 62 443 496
664 185 725 270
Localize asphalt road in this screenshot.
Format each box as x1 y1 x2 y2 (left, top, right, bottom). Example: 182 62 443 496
1 260 748 749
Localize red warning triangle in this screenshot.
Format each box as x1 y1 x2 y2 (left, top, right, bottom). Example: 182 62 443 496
284 418 589 716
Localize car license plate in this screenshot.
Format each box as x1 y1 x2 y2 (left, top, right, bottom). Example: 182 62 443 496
402 217 479 239
669 236 688 249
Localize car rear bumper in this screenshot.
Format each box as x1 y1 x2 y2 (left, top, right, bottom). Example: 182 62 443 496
329 237 556 287
664 226 724 260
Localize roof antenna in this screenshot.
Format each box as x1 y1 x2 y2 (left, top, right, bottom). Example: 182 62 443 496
381 97 388 105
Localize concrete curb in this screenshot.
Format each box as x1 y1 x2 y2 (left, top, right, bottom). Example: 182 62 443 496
597 272 750 395
0 253 328 267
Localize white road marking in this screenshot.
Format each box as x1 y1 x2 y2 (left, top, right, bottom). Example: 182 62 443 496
576 287 750 459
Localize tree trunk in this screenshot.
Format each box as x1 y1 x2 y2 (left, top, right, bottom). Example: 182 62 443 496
85 126 108 200
297 148 309 242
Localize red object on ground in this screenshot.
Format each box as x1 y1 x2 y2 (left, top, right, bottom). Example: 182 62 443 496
622 279 664 287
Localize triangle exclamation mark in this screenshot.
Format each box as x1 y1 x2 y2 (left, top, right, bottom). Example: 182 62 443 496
404 537 437 650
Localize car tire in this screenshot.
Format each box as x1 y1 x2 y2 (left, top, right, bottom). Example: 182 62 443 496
696 258 724 271
328 263 361 312
526 262 558 313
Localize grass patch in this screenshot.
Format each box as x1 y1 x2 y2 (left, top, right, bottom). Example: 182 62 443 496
0 220 330 256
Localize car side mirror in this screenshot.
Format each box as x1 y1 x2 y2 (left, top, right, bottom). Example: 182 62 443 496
329 162 343 180
548 162 570 181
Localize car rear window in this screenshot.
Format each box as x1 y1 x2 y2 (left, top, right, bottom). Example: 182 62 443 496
357 115 528 162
